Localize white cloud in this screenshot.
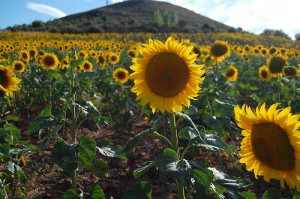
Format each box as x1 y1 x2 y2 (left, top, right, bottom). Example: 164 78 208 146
110 0 124 3
164 0 300 38
26 2 67 18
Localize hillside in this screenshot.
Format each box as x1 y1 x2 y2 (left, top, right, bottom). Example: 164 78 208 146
6 0 237 34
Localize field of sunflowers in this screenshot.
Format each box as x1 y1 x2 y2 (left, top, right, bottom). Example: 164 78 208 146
0 31 300 199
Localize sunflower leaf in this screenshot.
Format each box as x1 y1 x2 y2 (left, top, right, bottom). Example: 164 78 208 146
119 129 155 153
122 181 152 199
155 148 192 186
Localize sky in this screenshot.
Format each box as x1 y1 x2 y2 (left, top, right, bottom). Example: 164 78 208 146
0 0 299 39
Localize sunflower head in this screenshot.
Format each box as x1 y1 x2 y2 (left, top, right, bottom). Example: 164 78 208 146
267 55 287 77
108 53 120 64
81 61 93 72
113 68 129 84
0 65 22 97
235 103 300 189
29 49 37 58
209 40 231 65
127 49 137 59
13 60 26 73
259 65 271 81
20 50 30 63
130 36 206 113
283 65 297 77
41 53 59 70
224 65 238 82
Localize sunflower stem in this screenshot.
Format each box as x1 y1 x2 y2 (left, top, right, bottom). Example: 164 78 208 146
169 113 179 154
70 54 77 190
169 113 185 199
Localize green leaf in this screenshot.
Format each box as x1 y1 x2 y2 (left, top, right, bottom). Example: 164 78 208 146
192 169 214 198
88 184 105 199
27 117 56 135
119 129 155 153
48 69 61 79
4 116 19 122
293 191 300 199
40 105 52 117
239 191 256 199
70 59 84 67
215 178 247 199
35 125 62 152
177 112 198 131
122 181 152 199
202 114 224 133
77 135 96 167
85 101 101 123
262 188 282 199
133 161 155 179
63 189 81 199
51 139 78 175
155 148 192 186
75 72 97 79
0 143 10 156
183 105 198 115
250 93 263 103
201 134 228 150
0 124 20 143
88 159 108 178
27 105 57 135
178 126 199 140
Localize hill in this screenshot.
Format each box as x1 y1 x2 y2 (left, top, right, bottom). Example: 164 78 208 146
6 0 237 34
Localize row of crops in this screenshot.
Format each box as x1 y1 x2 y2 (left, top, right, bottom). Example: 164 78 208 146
0 31 299 199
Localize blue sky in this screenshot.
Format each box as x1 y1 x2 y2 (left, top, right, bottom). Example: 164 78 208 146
1 0 299 39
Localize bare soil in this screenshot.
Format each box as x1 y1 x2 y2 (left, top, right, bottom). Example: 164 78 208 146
3 113 294 199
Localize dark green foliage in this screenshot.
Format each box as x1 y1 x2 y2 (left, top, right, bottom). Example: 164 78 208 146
4 0 234 33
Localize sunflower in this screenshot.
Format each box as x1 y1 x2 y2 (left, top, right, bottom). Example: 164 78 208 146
0 65 22 97
12 60 26 73
259 65 271 81
20 50 30 63
130 36 206 113
267 55 287 77
269 46 278 56
224 66 238 82
81 61 93 72
261 48 268 56
113 68 129 83
29 48 37 58
40 53 59 70
127 49 137 59
209 40 231 64
78 50 88 59
97 54 106 69
108 52 120 64
283 66 297 77
235 103 300 189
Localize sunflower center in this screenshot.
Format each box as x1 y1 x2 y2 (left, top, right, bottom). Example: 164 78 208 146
211 44 228 57
44 56 55 66
146 52 190 98
269 57 286 74
84 63 90 70
22 52 28 59
98 56 105 64
226 69 235 77
284 67 297 77
117 71 126 79
0 70 8 88
110 56 117 62
128 51 136 58
251 123 295 170
261 70 268 78
15 63 23 71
